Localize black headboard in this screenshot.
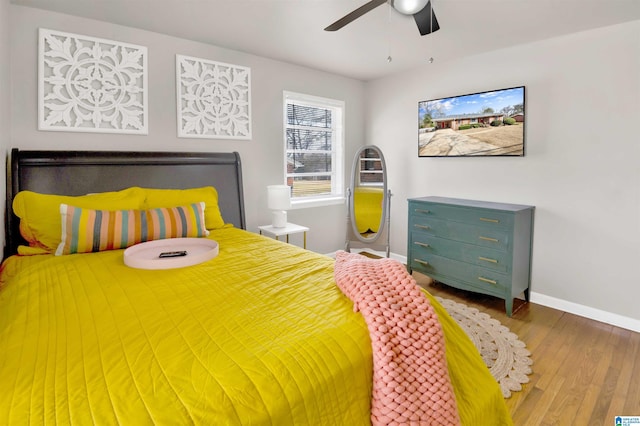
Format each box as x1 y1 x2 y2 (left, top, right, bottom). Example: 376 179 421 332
5 149 246 257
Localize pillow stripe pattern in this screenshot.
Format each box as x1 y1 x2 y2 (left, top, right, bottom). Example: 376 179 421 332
56 202 208 255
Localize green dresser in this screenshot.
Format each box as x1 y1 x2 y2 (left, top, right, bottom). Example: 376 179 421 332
407 196 534 316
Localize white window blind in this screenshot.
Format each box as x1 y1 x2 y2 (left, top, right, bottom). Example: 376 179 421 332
283 91 344 205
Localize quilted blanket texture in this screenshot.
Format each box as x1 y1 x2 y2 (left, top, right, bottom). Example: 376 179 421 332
0 229 373 425
334 251 460 426
0 228 511 425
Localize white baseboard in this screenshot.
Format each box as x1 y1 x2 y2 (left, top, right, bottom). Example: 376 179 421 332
530 292 640 333
324 251 640 333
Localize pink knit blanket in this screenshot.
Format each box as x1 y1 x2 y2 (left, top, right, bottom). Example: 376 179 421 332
334 251 460 426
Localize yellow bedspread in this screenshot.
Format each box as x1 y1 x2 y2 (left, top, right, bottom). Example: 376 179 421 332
0 227 511 425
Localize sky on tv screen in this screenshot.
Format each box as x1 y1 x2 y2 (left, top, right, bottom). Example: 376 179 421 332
419 87 524 117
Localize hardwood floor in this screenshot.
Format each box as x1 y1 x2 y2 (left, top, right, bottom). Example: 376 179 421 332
412 272 640 426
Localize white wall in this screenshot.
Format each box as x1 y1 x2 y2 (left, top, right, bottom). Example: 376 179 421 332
365 21 640 324
0 0 9 251
9 5 366 255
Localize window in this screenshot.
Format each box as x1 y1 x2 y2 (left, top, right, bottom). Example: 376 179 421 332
283 91 344 207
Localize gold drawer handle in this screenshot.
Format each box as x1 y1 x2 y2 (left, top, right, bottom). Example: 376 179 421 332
480 217 500 223
414 242 430 248
415 209 430 214
414 224 430 230
478 256 498 264
414 259 429 266
478 276 497 285
479 236 499 242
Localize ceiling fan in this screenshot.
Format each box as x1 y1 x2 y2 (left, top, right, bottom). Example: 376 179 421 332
324 0 440 36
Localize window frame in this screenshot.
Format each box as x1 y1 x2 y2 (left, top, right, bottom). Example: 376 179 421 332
283 91 345 209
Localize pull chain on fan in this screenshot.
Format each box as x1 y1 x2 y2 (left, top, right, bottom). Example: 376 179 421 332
386 4 393 63
427 0 435 62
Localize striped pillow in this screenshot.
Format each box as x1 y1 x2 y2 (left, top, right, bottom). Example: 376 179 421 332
55 202 209 255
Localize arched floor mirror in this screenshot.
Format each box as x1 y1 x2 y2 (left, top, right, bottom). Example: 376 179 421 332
345 145 391 257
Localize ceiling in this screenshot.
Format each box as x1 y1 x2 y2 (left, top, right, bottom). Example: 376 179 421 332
12 0 640 81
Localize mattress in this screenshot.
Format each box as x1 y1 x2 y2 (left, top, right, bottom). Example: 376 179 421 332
0 227 511 425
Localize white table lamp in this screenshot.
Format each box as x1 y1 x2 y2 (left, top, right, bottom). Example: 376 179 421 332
267 185 291 228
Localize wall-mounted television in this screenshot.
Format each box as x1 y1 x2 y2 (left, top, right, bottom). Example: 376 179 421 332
418 86 525 157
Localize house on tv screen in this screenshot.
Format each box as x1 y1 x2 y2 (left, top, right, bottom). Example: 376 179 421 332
432 112 507 131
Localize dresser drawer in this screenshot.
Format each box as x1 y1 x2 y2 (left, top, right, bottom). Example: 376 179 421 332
409 253 511 293
409 202 514 229
407 196 534 317
409 216 511 251
410 233 511 273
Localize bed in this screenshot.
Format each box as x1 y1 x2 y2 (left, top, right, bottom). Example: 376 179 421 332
0 149 512 425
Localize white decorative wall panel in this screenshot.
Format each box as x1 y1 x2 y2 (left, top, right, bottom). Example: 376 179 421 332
177 55 251 139
38 28 148 134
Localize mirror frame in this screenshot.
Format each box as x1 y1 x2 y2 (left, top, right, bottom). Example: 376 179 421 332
347 145 389 246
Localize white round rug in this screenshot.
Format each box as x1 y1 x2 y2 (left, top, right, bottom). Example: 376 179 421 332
436 297 533 398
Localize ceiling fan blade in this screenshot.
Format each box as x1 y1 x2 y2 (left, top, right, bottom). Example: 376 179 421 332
413 1 440 36
324 0 388 31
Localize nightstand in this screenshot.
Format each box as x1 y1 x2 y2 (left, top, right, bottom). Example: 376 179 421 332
258 223 309 249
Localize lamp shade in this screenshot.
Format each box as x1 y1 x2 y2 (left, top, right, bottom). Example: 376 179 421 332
267 185 291 210
392 0 429 15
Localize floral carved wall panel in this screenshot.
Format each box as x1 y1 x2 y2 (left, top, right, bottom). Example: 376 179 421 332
38 28 148 134
177 55 251 139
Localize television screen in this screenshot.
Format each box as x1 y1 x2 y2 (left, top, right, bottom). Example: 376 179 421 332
418 86 525 157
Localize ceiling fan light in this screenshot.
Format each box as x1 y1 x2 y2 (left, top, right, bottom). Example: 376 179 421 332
391 0 429 15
